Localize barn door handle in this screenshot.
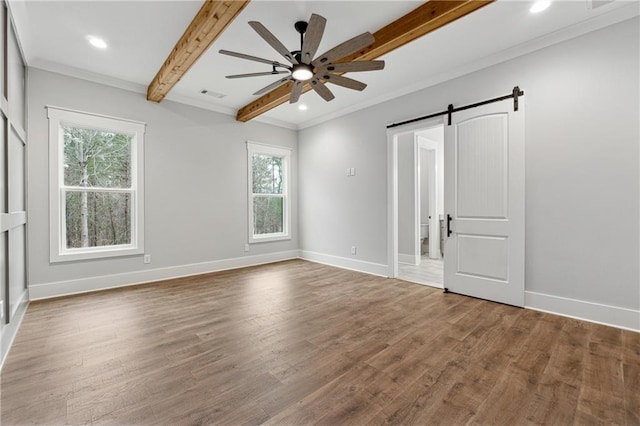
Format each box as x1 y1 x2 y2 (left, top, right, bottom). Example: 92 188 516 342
447 214 452 237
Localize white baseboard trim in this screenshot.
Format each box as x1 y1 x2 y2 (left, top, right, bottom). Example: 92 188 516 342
299 250 389 277
1 290 29 371
29 250 300 300
398 253 420 266
525 291 640 332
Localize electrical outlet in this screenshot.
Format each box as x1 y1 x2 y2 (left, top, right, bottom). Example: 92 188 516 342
351 246 357 255
346 168 350 176
143 254 151 264
350 167 356 176
244 244 250 252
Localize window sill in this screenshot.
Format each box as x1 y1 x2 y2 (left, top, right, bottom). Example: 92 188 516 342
50 246 143 263
249 234 291 244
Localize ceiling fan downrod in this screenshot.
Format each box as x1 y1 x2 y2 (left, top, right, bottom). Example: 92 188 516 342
290 20 314 81
293 20 308 63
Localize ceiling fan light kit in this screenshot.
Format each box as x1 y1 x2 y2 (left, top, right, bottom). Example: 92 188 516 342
220 13 385 104
291 64 314 81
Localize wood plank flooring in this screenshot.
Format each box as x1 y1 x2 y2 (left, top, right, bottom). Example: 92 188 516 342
1 259 638 425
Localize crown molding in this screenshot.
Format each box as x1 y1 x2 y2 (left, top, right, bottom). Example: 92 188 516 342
28 59 297 130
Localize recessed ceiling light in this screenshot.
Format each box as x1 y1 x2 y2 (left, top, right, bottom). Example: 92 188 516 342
530 0 551 13
86 35 107 49
298 104 308 111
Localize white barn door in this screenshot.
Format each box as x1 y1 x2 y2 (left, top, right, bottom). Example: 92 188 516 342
444 99 525 306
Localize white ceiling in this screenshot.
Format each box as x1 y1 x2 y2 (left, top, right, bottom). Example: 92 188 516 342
9 0 639 129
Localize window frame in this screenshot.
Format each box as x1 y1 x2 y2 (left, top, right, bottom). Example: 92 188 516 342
47 106 145 262
247 141 291 243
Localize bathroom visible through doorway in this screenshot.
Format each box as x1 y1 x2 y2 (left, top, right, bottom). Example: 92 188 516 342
394 122 445 288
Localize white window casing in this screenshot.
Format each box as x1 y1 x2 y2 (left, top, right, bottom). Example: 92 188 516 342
48 106 145 262
247 141 291 243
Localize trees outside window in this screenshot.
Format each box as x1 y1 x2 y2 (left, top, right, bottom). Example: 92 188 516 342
63 127 131 248
247 142 290 243
48 107 145 262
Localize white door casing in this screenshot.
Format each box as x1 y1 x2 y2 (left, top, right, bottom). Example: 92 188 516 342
444 99 525 307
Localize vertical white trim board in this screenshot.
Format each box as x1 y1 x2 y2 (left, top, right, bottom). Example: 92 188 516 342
299 250 388 277
29 250 300 300
525 291 640 332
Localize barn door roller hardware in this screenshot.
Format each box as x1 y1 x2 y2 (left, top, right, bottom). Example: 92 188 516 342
387 86 524 129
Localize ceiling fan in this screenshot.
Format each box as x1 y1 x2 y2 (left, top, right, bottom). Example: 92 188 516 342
219 14 385 104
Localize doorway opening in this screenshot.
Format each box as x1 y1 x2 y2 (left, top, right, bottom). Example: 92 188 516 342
387 119 445 288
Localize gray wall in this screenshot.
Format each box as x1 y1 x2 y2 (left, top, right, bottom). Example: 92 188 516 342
299 18 639 313
27 68 298 292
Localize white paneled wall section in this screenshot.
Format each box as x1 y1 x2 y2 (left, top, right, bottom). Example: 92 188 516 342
0 0 28 367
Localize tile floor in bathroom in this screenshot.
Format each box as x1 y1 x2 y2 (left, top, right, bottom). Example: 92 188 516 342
398 255 443 287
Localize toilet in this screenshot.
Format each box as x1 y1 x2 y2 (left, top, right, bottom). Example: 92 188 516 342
420 223 429 255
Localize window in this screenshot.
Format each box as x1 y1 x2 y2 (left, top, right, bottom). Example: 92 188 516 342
247 142 291 243
48 106 145 262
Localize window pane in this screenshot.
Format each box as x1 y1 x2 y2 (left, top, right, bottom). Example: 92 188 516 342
253 196 283 235
252 154 283 194
65 191 131 248
63 126 132 188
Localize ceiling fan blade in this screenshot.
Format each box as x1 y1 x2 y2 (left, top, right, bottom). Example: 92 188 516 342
219 49 290 69
253 76 292 96
300 14 326 64
317 60 385 73
289 81 304 104
249 21 298 64
226 71 290 79
312 32 375 67
310 78 335 102
319 74 367 91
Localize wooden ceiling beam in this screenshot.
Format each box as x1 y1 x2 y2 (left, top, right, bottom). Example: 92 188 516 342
147 0 250 103
236 0 494 123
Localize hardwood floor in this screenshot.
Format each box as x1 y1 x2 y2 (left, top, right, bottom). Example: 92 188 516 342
1 259 638 425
